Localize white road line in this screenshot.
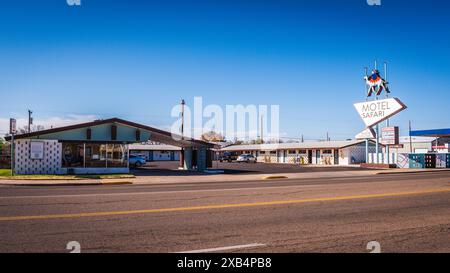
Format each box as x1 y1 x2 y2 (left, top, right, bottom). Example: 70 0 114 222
175 243 266 253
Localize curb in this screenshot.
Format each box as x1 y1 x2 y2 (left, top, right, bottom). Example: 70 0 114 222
203 170 225 174
0 181 133 187
376 169 450 175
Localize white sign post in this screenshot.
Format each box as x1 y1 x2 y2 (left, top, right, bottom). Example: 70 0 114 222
353 98 407 128
9 118 17 176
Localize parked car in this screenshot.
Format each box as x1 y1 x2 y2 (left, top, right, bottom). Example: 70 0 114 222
129 155 146 168
236 154 257 163
132 153 148 161
219 152 239 162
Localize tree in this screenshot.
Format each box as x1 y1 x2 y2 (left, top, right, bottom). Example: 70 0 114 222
16 125 45 134
201 131 225 143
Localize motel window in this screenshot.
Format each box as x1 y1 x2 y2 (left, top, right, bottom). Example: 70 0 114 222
298 150 307 154
322 150 332 154
62 142 128 168
288 150 296 154
62 143 84 168
270 151 277 155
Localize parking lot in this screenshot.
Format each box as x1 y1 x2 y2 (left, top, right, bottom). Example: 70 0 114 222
132 161 369 176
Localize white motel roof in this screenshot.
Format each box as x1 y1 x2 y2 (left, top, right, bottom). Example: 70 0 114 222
398 136 439 143
221 140 373 152
129 144 182 151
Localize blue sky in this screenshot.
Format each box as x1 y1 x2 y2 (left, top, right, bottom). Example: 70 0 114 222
1 0 449 140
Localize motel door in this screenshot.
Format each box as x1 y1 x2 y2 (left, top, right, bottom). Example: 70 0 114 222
315 150 320 164
334 149 339 165
308 150 312 164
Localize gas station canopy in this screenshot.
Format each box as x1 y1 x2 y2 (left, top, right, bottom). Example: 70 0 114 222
410 128 450 138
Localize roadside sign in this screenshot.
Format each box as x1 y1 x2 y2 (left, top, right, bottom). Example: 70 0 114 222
381 126 399 145
9 118 17 134
30 141 44 160
389 144 404 149
354 98 407 127
355 127 376 140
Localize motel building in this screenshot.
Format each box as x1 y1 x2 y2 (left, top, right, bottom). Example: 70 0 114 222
220 140 379 165
4 118 213 175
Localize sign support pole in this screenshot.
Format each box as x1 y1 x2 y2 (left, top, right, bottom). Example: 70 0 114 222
374 61 379 164
364 67 369 162
384 62 390 164
365 138 369 163
375 124 379 163
357 62 406 165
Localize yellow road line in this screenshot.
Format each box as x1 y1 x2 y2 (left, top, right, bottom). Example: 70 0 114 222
262 175 288 180
1 188 449 222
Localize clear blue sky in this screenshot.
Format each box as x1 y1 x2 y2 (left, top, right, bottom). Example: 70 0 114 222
1 0 449 139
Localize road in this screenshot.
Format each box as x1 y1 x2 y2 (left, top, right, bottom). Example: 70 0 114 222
0 171 449 253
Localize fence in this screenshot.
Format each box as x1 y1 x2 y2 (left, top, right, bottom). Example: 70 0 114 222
368 153 450 169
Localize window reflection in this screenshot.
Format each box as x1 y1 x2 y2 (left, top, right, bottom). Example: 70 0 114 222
62 142 127 168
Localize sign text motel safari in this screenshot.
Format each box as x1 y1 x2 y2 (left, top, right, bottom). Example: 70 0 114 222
354 98 407 128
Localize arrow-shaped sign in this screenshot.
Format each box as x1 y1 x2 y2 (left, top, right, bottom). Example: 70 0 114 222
355 127 376 140
354 98 407 128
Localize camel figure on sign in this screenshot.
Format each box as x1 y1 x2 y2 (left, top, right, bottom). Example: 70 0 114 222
364 69 390 97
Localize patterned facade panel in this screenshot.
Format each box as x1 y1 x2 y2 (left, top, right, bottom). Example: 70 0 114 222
346 146 375 164
284 154 309 164
396 153 410 168
14 139 62 174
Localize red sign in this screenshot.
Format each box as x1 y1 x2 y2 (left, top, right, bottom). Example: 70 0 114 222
389 144 404 149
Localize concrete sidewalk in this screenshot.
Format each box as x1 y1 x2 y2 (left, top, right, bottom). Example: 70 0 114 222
0 168 447 186
0 179 134 186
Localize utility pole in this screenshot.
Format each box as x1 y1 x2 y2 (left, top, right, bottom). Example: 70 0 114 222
180 99 185 140
9 118 16 176
28 110 33 133
180 99 185 169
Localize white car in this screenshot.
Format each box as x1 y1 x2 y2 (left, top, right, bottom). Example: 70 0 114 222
236 154 257 163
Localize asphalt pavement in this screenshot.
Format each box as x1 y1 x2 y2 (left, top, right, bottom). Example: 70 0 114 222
0 171 449 253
